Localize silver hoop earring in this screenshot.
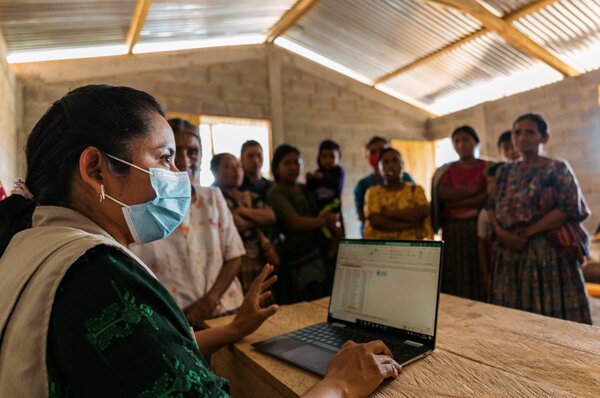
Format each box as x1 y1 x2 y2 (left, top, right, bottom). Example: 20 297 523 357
100 184 106 202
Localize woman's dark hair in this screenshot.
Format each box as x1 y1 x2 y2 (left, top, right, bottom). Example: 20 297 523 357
497 130 512 148
317 139 341 168
210 153 234 179
378 147 401 164
240 140 262 157
168 118 200 144
513 113 548 137
366 136 387 148
0 84 164 256
451 125 480 144
271 144 300 181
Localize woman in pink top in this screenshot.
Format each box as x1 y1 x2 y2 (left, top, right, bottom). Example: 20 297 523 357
435 126 489 300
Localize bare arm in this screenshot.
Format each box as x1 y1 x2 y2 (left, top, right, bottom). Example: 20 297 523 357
232 213 254 232
382 204 430 223
184 257 242 327
519 208 568 237
368 214 419 231
206 256 241 303
358 210 366 223
447 191 488 209
489 210 527 251
282 212 336 232
438 184 483 202
236 206 276 227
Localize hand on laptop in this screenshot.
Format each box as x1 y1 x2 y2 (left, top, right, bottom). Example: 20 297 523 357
303 340 402 398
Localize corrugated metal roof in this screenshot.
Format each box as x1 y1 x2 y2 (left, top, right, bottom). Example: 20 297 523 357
282 0 482 80
513 0 600 72
138 0 297 43
482 0 535 17
0 0 137 52
1 0 599 115
381 31 563 113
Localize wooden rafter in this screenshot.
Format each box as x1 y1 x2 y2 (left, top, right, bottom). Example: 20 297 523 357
125 0 153 54
265 0 319 43
375 0 577 85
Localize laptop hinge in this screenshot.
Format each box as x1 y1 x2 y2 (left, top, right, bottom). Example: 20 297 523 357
403 340 424 348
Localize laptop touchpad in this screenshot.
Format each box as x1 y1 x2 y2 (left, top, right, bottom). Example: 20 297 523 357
280 345 336 375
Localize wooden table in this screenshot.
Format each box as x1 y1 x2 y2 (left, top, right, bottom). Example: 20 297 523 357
206 294 600 397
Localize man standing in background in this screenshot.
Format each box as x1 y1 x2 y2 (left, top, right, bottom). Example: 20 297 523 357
239 140 273 202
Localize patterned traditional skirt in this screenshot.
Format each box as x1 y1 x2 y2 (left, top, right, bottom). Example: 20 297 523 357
441 218 485 301
489 234 591 324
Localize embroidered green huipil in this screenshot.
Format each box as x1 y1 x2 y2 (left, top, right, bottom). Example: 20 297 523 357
47 245 230 398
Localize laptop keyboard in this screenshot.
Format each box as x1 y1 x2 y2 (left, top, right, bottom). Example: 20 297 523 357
285 323 425 364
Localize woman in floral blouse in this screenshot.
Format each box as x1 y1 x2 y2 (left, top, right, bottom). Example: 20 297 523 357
488 113 591 324
211 152 278 295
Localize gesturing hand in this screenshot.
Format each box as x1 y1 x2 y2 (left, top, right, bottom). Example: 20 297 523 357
230 264 279 340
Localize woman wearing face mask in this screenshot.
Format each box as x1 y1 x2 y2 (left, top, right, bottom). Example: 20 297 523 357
432 126 489 301
0 85 400 397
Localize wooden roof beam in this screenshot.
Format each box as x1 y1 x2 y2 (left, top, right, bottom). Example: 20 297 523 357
125 0 153 54
375 0 572 85
265 0 319 43
425 0 580 76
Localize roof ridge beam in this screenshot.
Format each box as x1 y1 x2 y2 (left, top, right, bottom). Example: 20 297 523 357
125 0 153 54
265 0 319 43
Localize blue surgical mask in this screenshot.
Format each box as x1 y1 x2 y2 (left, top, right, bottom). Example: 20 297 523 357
103 153 191 244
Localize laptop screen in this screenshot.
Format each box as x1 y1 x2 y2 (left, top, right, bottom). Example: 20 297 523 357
329 240 442 340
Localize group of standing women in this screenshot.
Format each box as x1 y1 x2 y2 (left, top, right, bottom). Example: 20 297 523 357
210 140 344 306
433 115 591 324
168 110 592 326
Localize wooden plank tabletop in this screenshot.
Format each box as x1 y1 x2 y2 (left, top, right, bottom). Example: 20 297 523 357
206 294 600 397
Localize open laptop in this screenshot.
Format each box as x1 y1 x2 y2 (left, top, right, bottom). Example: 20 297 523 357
252 239 443 376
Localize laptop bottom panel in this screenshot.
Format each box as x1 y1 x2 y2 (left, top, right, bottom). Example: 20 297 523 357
252 323 431 376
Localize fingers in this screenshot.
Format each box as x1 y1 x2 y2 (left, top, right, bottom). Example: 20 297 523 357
249 264 275 294
341 340 357 350
259 290 272 304
258 303 279 319
261 275 277 292
380 362 401 379
365 340 393 357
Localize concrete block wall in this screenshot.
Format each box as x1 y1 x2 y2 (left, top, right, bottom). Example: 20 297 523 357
428 68 600 233
16 46 430 237
21 58 271 144
0 32 19 190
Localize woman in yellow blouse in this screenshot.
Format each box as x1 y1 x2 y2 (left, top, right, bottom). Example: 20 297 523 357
364 148 433 240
